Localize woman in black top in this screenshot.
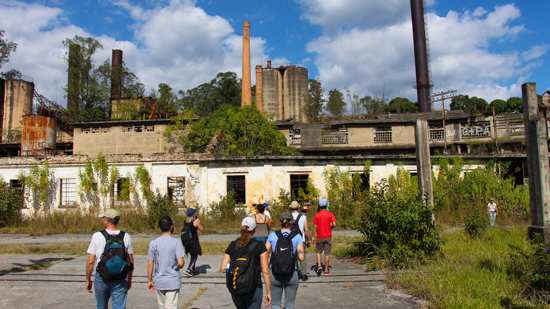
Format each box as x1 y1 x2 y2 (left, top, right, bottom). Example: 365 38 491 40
220 216 271 309
183 207 203 277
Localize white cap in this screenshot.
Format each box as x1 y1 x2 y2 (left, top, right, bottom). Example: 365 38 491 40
241 216 256 231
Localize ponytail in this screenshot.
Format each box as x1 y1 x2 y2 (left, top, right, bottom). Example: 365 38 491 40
237 227 254 247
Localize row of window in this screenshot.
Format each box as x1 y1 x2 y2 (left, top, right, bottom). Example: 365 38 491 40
10 173 371 208
121 125 155 133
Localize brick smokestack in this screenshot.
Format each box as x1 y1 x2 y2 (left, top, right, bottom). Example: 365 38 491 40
255 65 263 111
241 21 252 106
67 43 81 113
111 49 123 100
410 0 432 112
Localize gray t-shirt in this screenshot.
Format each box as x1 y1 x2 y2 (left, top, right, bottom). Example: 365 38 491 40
148 235 185 291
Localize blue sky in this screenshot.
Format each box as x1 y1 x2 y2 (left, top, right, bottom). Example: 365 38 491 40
1 0 548 105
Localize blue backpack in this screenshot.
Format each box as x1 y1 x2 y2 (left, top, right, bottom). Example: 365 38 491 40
96 230 133 282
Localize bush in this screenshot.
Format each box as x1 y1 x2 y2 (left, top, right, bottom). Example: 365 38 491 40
507 240 550 304
146 192 177 229
464 211 488 238
0 181 23 226
356 172 441 268
208 192 246 221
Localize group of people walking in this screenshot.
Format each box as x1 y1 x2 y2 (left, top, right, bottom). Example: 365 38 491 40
85 198 336 309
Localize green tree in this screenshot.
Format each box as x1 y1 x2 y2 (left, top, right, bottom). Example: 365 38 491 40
305 79 324 121
0 30 17 71
156 83 178 116
507 97 523 113
95 60 145 99
0 69 22 79
180 72 241 116
326 89 345 116
490 99 507 114
178 105 296 156
386 97 418 113
450 95 489 115
361 96 386 115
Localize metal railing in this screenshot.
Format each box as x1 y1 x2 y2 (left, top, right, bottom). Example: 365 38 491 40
374 131 392 143
429 128 445 141
321 132 348 145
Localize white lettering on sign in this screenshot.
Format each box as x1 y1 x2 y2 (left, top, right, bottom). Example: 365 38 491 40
461 123 491 138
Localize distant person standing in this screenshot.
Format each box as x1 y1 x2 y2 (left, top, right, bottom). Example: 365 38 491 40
290 201 310 281
487 198 497 227
86 209 134 309
253 203 272 243
181 207 203 277
313 198 336 276
147 216 185 309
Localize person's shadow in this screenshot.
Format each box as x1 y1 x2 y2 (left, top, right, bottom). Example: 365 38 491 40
194 264 211 274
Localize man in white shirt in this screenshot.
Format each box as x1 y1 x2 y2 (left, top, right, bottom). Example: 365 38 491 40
86 209 134 309
487 198 497 227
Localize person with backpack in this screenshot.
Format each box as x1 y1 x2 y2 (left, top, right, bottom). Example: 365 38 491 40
86 209 134 309
266 211 305 309
220 216 272 309
147 216 185 309
313 198 336 276
181 207 203 277
289 200 309 281
253 203 272 243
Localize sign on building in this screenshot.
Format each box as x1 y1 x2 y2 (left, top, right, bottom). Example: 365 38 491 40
461 122 491 138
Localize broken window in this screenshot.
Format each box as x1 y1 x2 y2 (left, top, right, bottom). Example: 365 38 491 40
351 173 369 197
374 126 392 143
167 177 185 207
227 175 246 204
116 178 130 201
134 125 143 133
290 174 309 200
60 178 77 208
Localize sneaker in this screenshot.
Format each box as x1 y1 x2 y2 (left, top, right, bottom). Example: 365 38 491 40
323 266 332 276
315 265 323 276
184 270 194 278
301 274 309 281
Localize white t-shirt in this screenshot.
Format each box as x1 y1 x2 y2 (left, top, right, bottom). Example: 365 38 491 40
86 229 133 272
487 202 497 213
291 211 306 236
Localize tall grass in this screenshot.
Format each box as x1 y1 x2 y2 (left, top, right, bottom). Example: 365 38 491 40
388 227 546 309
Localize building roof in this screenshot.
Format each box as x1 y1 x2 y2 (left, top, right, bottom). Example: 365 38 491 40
73 118 174 128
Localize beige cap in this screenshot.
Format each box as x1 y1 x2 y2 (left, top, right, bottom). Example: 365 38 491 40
290 200 300 210
98 208 120 219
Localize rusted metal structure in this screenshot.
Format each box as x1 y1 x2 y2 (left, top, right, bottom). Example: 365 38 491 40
410 0 432 112
111 49 123 101
67 43 81 113
21 115 57 157
255 65 263 110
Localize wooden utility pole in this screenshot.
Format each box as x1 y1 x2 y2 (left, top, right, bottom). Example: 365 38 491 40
522 82 550 244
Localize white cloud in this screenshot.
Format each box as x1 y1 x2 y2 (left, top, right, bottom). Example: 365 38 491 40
303 2 546 102
0 0 270 105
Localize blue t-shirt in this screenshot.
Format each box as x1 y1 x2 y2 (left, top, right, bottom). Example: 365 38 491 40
267 229 304 254
148 235 185 291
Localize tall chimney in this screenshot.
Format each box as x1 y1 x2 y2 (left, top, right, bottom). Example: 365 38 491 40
255 65 263 111
67 43 81 113
111 49 123 100
410 0 432 112
241 21 252 106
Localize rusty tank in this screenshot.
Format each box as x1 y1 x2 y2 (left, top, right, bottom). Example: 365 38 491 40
21 115 57 156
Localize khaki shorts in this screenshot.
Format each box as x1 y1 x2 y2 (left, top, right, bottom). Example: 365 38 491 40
315 239 332 255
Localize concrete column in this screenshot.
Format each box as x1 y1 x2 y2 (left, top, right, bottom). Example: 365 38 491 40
255 65 263 111
241 21 252 106
522 82 550 243
415 119 434 207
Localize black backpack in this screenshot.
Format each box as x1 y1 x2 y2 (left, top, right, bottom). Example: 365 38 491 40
271 231 298 284
96 230 133 282
292 214 304 236
180 221 194 247
226 241 259 296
